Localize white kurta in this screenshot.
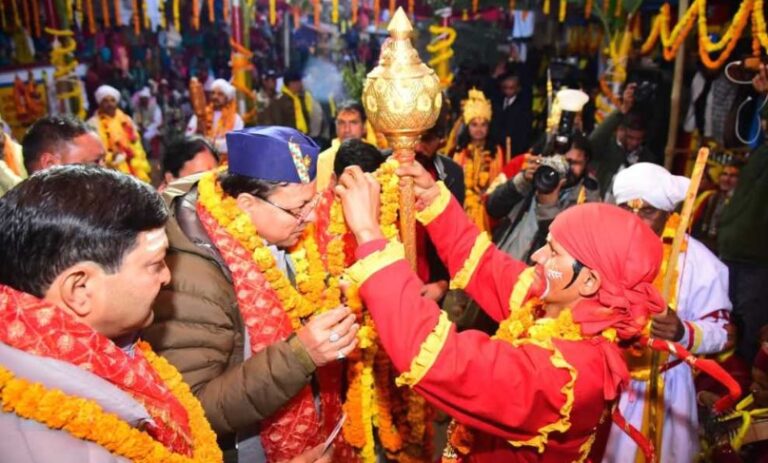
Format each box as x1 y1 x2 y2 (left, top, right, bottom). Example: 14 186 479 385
186 111 245 154
602 236 731 463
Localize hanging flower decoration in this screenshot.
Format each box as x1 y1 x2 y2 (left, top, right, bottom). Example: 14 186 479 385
640 0 760 70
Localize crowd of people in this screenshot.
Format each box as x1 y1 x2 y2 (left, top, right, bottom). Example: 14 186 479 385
0 48 767 463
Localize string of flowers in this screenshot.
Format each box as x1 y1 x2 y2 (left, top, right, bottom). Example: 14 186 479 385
26 0 36 35
0 342 222 463
197 171 329 329
330 158 432 462
132 0 140 35
114 0 122 26
640 0 760 69
173 0 180 31
755 0 768 50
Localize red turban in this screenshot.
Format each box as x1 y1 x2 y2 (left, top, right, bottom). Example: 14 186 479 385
549 203 666 341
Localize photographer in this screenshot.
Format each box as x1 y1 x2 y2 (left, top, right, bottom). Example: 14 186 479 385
589 83 658 199
486 132 600 263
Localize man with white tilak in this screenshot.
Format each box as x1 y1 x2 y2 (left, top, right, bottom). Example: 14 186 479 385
603 162 732 463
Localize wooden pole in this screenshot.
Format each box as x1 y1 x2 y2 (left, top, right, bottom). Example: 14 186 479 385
663 0 688 171
648 145 709 461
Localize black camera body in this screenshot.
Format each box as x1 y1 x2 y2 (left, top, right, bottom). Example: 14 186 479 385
533 155 570 194
633 81 657 105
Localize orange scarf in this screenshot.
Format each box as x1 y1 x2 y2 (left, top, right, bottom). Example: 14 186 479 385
0 285 193 455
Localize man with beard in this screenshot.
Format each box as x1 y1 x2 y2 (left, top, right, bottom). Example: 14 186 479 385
486 133 599 264
186 79 244 157
589 83 657 199
87 85 152 182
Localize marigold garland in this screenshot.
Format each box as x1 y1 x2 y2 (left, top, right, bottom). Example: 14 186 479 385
329 158 433 462
0 342 221 463
197 170 328 329
101 0 110 27
443 299 613 461
113 0 122 26
132 0 140 34
640 0 762 69
95 110 151 182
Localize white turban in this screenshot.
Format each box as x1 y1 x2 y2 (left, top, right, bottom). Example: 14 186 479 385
95 85 121 104
211 78 236 101
612 162 690 212
136 86 151 98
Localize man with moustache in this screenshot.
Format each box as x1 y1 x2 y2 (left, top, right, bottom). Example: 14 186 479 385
333 160 668 461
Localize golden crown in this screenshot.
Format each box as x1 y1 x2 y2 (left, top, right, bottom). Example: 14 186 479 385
462 88 492 124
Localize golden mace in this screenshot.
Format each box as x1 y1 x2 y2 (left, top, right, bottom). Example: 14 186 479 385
362 7 442 269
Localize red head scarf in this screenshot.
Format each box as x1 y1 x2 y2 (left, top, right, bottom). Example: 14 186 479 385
549 203 666 340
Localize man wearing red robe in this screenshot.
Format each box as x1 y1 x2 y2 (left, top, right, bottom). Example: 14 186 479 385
334 162 667 461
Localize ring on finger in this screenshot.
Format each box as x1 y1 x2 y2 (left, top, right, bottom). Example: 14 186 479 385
329 331 341 343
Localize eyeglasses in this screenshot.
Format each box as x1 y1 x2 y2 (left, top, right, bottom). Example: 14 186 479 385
258 192 321 223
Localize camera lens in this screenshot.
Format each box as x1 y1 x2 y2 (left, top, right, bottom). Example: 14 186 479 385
533 166 560 194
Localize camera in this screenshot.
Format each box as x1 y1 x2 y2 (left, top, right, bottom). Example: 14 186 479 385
533 155 570 194
633 81 657 105
534 89 589 194
553 110 576 155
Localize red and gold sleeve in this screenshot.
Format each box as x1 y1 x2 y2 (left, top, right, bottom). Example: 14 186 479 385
348 240 574 448
417 182 537 322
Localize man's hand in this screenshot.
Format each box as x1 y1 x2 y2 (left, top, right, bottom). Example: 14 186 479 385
650 309 685 342
535 178 566 206
620 83 637 114
522 153 541 183
753 64 768 95
296 307 359 367
396 162 440 210
335 166 384 244
284 444 332 463
420 281 448 302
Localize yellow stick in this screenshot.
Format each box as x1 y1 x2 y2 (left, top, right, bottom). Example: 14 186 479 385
648 146 710 460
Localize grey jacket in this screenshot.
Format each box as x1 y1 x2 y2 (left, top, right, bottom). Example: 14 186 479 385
0 342 147 463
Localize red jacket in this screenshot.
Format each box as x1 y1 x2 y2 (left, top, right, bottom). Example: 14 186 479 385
351 188 625 462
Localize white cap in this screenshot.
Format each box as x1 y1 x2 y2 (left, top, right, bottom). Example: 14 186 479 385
211 78 236 101
613 163 690 212
95 85 121 104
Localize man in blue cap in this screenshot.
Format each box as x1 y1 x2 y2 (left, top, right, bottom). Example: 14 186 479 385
145 126 357 463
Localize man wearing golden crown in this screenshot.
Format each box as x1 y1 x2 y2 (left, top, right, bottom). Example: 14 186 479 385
87 85 152 182
452 89 505 233
145 126 358 462
0 165 222 462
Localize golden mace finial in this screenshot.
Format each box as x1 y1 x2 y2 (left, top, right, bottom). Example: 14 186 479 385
362 7 442 269
387 7 413 38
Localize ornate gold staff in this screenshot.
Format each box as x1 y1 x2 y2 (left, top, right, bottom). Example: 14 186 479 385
647 146 710 460
362 7 442 269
